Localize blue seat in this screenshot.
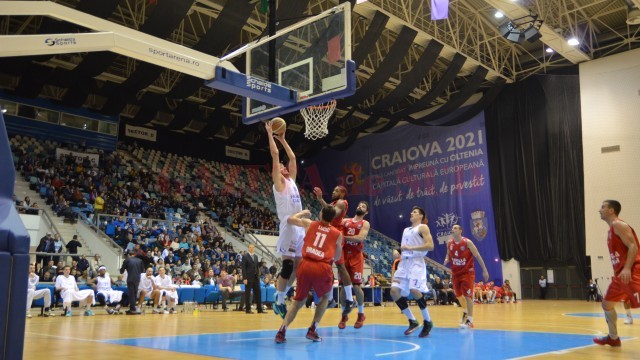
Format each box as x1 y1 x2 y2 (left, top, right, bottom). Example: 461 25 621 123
178 288 195 304
194 288 206 303
105 224 116 237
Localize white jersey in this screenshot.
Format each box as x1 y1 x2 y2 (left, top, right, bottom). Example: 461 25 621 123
28 274 39 290
400 225 429 258
139 273 154 292
154 275 174 289
96 274 113 293
273 178 302 221
55 275 78 292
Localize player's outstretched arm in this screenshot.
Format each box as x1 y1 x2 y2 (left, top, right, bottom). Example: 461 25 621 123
266 122 284 192
467 239 489 282
312 187 329 207
287 210 312 231
275 131 297 180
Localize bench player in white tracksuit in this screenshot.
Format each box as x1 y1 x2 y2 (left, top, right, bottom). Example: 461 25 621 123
391 206 435 338
26 263 56 318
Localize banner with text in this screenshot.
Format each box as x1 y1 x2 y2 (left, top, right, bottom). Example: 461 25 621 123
303 112 502 281
125 124 157 142
225 145 250 161
55 148 100 165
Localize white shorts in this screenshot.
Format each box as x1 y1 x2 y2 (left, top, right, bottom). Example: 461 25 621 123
61 289 95 305
97 289 123 304
392 257 428 297
160 290 179 303
276 222 305 258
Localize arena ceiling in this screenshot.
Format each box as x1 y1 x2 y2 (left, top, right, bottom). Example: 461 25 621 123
1 0 639 156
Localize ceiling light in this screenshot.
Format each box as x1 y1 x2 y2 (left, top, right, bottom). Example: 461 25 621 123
0 108 6 114
494 11 504 19
356 0 369 4
627 8 640 25
546 47 554 53
567 37 579 46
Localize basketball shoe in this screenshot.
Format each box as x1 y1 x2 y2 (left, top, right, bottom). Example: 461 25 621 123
404 319 420 335
593 335 621 347
419 320 434 338
354 313 366 329
338 315 348 329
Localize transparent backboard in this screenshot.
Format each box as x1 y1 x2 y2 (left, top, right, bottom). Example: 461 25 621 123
242 2 352 124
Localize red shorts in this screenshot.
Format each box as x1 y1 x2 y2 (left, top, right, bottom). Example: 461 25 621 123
293 259 334 301
604 273 640 308
453 272 475 298
344 252 364 285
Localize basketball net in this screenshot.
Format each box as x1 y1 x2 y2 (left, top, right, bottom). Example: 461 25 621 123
300 100 336 140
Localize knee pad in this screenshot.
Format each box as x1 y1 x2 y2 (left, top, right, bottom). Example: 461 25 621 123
416 295 427 309
96 293 106 306
280 259 294 279
395 296 409 311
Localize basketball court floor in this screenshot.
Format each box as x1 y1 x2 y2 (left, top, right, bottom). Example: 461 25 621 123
23 300 640 359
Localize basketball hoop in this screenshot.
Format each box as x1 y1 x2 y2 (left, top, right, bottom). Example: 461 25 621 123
300 100 336 140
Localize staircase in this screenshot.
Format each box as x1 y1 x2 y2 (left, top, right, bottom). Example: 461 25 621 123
13 178 93 257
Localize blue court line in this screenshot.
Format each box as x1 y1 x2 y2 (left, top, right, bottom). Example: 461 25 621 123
103 325 600 359
566 312 640 319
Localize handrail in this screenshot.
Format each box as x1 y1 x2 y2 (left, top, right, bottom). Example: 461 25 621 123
246 227 278 236
246 229 281 266
225 226 280 267
97 213 212 234
78 212 123 255
39 205 67 245
30 251 96 257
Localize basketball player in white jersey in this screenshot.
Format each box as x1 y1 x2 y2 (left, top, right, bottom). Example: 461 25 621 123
92 265 124 314
391 206 435 338
266 120 305 318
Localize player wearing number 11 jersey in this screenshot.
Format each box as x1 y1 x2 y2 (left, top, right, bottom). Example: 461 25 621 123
275 206 343 344
443 224 489 329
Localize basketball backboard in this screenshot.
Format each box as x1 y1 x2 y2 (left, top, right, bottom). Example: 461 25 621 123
239 2 355 124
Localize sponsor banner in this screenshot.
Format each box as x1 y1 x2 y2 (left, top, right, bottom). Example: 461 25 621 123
125 124 157 142
303 112 502 281
225 145 250 161
55 148 100 165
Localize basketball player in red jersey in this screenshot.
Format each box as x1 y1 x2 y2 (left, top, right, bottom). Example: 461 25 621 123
443 224 489 329
338 201 371 329
593 200 640 347
275 206 343 344
312 186 356 316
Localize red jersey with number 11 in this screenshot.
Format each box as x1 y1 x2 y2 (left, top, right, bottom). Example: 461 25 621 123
303 221 341 264
608 222 640 276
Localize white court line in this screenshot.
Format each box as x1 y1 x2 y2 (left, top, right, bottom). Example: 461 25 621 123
25 332 99 342
507 336 638 360
226 335 421 357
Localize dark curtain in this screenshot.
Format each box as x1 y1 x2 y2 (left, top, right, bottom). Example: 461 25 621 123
485 74 587 280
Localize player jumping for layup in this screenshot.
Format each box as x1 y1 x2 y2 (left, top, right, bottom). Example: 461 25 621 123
267 121 305 319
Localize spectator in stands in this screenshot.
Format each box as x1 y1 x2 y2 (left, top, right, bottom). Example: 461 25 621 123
26 263 55 318
90 254 102 277
35 233 52 269
433 276 446 305
94 192 105 217
77 254 90 274
55 265 95 317
587 279 598 301
52 234 63 264
65 235 82 261
218 269 238 312
115 275 125 287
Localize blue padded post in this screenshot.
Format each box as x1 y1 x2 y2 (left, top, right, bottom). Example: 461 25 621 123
6 254 29 360
0 252 11 360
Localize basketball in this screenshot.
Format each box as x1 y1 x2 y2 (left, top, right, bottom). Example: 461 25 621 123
270 117 286 135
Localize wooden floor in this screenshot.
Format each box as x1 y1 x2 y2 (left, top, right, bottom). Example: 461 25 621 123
22 300 640 359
